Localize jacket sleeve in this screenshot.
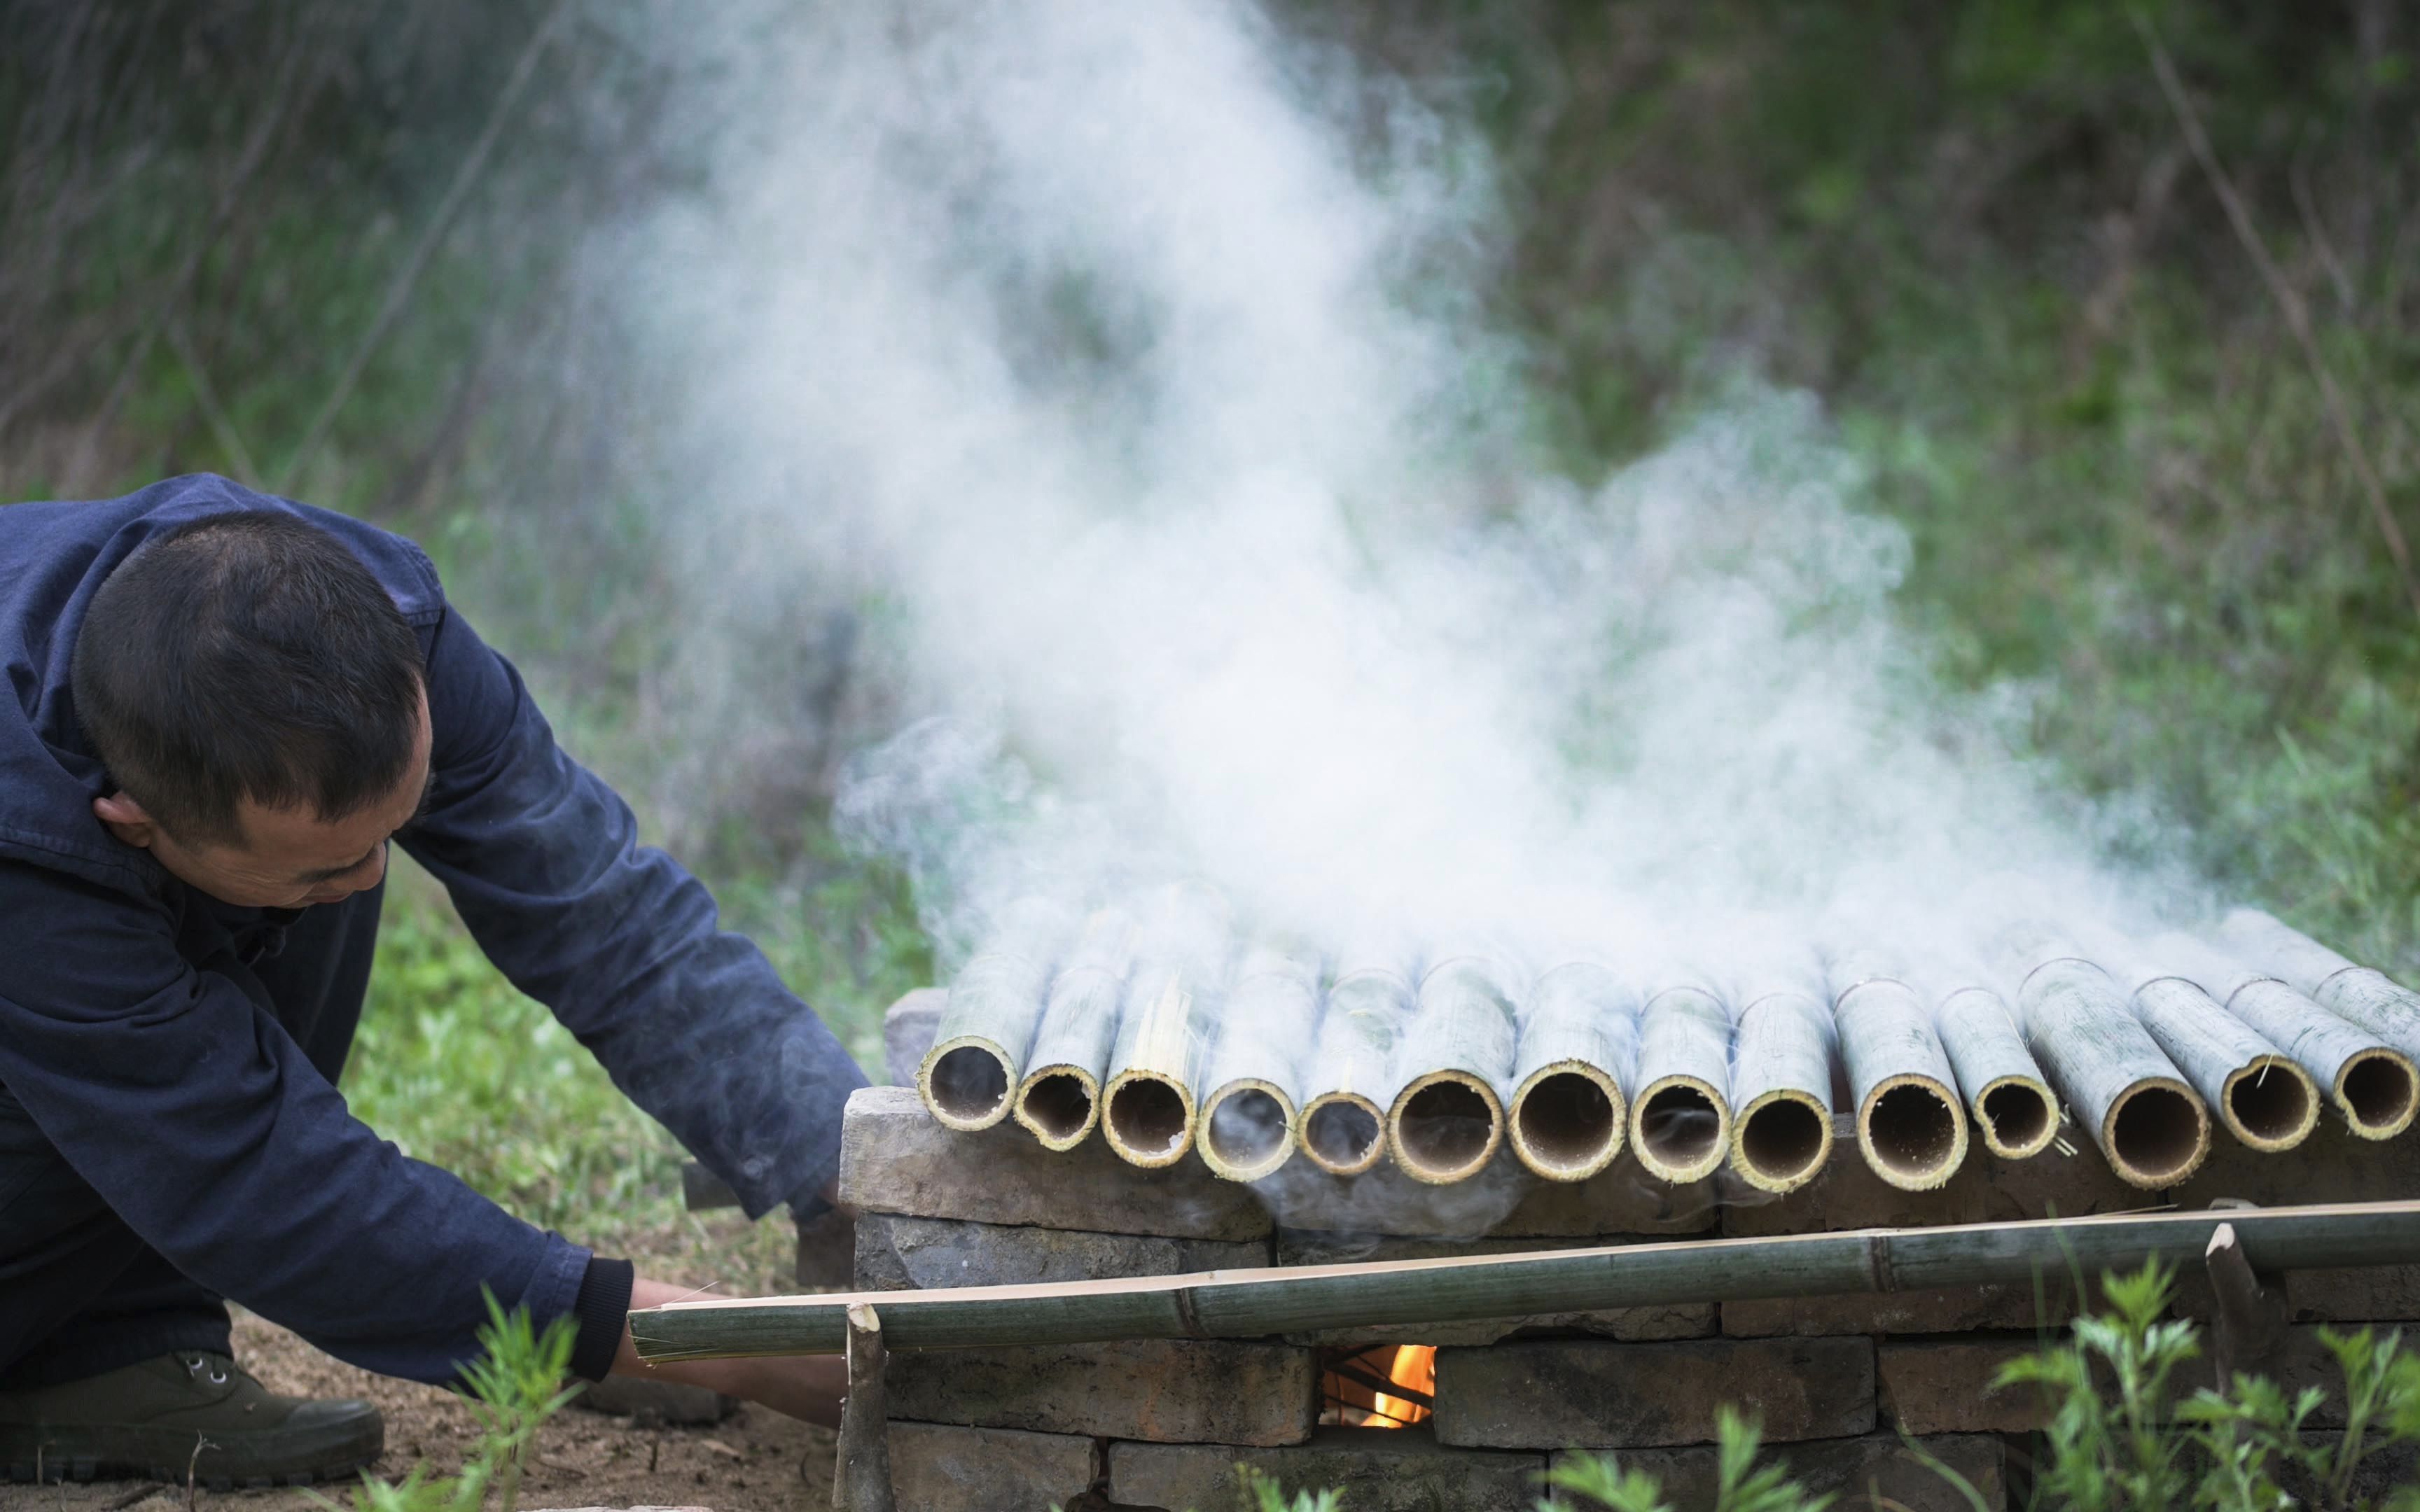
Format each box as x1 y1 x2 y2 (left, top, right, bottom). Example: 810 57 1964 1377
0 861 590 1385
398 598 868 1219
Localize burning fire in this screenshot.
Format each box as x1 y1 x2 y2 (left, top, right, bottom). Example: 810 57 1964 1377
1372 1345 1435 1428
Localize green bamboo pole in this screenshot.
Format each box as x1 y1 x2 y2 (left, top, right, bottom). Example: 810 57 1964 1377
1830 959 1969 1191
2013 950 2209 1189
2120 954 2318 1152
1100 888 1230 1169
1507 961 1634 1182
1629 979 1733 1183
1297 947 1415 1175
1011 909 1134 1150
1725 967 1835 1194
1387 953 1522 1184
1196 943 1321 1182
2204 959 2419 1140
915 900 1073 1131
2220 910 2420 1065
1932 983 2058 1160
630 1200 2420 1360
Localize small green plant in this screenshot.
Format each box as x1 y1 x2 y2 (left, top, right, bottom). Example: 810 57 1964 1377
1541 1407 1833 1512
1235 1464 1347 1511
312 1292 582 1512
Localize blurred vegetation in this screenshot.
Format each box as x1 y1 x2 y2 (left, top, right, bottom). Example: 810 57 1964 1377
4 0 2416 1233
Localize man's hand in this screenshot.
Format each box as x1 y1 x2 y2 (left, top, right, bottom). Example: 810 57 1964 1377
611 1276 847 1427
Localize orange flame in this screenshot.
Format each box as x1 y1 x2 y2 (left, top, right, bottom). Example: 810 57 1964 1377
1371 1345 1435 1428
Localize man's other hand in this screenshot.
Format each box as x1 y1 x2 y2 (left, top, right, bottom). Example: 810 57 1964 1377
611 1276 845 1427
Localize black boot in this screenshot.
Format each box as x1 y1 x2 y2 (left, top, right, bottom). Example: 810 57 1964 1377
0 1350 383 1488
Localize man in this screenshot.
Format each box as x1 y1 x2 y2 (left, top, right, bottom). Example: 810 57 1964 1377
0 475 867 1485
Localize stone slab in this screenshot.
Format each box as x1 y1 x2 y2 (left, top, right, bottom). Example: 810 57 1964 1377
839 1085 1271 1241
1110 1427 1544 1512
569 1375 735 1427
2172 1119 2420 1210
885 988 946 1087
887 1338 1317 1446
1433 1336 1874 1449
856 1211 1269 1292
1723 1281 2076 1338
1554 1431 2005 1511
1274 1231 1713 1346
1248 1149 1717 1240
1879 1340 2050 1434
1723 1117 2141 1236
888 1420 1099 1512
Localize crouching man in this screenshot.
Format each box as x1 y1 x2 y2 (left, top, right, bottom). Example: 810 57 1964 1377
0 475 865 1485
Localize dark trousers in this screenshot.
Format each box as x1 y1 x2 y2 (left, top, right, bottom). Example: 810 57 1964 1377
0 881 383 1389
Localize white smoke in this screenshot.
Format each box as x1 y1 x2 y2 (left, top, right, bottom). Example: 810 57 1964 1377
605 0 2201 993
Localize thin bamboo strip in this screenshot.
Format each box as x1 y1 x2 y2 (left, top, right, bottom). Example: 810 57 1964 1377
1195 943 1322 1182
916 900 1073 1131
2220 910 2420 1063
632 1200 2420 1359
2115 943 2318 1152
1101 890 1231 1169
1829 955 1968 1191
1628 977 1733 1183
2011 947 2209 1189
2201 957 2419 1141
1387 953 1522 1184
1724 964 1835 1194
1296 942 1416 1175
1932 983 2058 1159
1507 961 1634 1182
1012 909 1134 1150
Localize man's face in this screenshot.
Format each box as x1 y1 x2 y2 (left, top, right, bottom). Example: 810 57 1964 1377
93 688 435 910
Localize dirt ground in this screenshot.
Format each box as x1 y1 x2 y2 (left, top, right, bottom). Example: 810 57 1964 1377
1 1310 837 1512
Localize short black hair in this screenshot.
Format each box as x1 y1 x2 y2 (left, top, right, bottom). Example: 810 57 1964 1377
73 510 426 846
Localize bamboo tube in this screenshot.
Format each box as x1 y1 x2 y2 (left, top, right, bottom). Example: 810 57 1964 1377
2196 956 2419 1141
2115 945 2318 1152
1506 961 1634 1182
2220 909 2420 1063
1012 909 1134 1150
1297 949 1414 1175
2012 951 2209 1189
1931 984 2059 1160
1101 890 1231 1169
1386 953 1522 1184
1195 943 1322 1182
632 1200 2420 1360
1628 978 1733 1184
1724 966 1835 1194
916 900 1073 1131
1829 957 1969 1191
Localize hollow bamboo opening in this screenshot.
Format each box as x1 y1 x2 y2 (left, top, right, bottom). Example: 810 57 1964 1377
2217 1055 2319 1152
1508 1063 1626 1182
2101 1078 2210 1189
1199 1080 1298 1182
2337 1049 2420 1140
1388 1072 1504 1184
1630 1075 1730 1184
1729 1089 1834 1194
1856 1075 1968 1191
1014 1067 1099 1150
920 1038 1014 1130
1973 1075 2058 1160
1300 1094 1386 1175
1103 1072 1195 1168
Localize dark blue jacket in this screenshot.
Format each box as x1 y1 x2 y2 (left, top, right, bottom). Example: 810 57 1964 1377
0 475 868 1382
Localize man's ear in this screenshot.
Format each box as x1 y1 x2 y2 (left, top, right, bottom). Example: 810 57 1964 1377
92 790 159 849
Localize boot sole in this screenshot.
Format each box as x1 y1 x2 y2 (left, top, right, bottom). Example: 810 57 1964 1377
0 1413 383 1490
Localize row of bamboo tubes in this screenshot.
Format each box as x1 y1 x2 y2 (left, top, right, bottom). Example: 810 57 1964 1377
915 898 2420 1195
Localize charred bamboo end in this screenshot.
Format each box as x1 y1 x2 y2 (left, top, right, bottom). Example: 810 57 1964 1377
1387 1071 1505 1185
2217 1055 2321 1152
1013 1065 1101 1150
1856 1073 1969 1191
1971 1074 2059 1161
1199 1079 1299 1182
1102 1070 1197 1168
1729 1088 1835 1193
919 1035 1016 1131
2098 1076 2211 1189
1299 1092 1387 1175
1509 1060 1627 1182
2335 1048 2420 1140
1630 1074 1732 1184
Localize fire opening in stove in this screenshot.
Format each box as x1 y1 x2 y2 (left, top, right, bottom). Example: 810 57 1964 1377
1320 1344 1435 1429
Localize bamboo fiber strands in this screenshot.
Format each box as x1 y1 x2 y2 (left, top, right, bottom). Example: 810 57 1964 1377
917 901 1072 1131
1013 909 1133 1150
2013 948 2209 1189
2223 910 2420 1065
1629 978 1733 1183
1932 985 2058 1160
1724 965 1835 1193
2116 939 2318 1153
632 1200 2420 1361
2202 958 2419 1141
1387 953 1522 1184
1101 890 1231 1169
1830 956 1969 1191
1195 944 1321 1182
1506 962 1634 1182
1296 946 1414 1175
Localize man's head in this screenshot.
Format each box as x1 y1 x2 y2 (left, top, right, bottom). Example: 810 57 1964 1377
72 511 432 909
